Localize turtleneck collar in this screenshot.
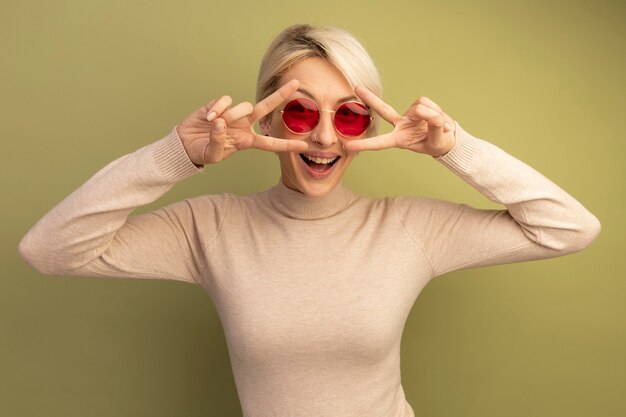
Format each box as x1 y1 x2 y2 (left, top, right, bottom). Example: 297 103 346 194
266 178 357 220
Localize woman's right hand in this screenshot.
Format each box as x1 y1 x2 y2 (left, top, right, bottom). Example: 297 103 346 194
177 80 308 165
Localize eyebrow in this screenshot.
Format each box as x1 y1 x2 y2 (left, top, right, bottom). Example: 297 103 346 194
296 88 359 105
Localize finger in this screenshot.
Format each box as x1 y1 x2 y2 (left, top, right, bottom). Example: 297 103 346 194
206 95 233 121
428 114 445 130
250 79 300 122
413 104 447 133
423 111 448 151
413 103 441 121
443 113 455 129
416 97 455 129
354 85 402 126
416 96 443 113
252 134 308 153
412 105 450 130
221 101 254 124
429 118 454 157
205 118 227 163
343 133 397 152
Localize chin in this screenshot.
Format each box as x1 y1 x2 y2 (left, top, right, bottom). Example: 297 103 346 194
287 170 342 198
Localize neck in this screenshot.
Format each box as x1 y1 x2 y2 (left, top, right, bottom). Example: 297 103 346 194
267 178 356 220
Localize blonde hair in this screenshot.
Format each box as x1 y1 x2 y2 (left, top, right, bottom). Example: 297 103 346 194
256 24 383 136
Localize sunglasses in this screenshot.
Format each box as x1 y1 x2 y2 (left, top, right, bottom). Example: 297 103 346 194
280 97 372 138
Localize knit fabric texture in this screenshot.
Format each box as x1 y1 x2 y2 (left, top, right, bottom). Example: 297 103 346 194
19 122 601 417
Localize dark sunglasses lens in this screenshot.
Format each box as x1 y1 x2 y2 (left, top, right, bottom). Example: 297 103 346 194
335 102 370 137
282 98 319 133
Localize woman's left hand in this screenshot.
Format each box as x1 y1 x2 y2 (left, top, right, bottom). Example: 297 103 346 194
343 86 456 157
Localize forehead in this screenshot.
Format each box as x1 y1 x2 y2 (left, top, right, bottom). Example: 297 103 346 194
278 57 354 104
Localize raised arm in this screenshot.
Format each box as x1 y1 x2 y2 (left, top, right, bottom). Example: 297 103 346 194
346 87 601 277
18 128 209 283
18 83 307 283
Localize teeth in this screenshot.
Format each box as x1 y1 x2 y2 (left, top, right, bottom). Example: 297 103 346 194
303 154 338 164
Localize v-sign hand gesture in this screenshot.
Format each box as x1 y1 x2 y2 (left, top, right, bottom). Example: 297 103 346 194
343 86 457 158
177 80 308 165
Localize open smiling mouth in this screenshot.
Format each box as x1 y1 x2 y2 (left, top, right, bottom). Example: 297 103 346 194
299 153 341 173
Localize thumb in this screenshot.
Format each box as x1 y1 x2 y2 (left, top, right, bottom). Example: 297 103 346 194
426 114 449 154
205 118 227 163
428 115 456 157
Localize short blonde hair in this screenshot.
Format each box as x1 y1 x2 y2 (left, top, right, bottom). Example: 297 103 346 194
256 24 383 136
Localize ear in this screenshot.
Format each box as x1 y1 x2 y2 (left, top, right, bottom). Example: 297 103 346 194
259 116 271 136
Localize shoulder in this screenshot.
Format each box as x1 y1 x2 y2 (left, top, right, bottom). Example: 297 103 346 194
184 189 275 218
384 194 461 215
380 194 473 235
184 192 235 210
338 192 461 230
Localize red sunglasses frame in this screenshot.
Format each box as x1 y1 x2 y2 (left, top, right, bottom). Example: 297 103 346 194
279 97 372 138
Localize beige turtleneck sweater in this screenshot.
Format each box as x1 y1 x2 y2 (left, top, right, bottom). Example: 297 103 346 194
18 122 600 417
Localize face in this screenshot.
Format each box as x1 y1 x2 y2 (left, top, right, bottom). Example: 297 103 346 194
262 57 367 197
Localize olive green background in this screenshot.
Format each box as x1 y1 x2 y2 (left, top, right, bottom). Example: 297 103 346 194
2 0 624 416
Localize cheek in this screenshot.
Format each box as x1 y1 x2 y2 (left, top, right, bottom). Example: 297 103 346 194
345 153 357 164
337 152 357 171
277 151 296 171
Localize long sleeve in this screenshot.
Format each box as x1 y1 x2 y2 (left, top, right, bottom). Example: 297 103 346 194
18 127 222 285
390 122 601 277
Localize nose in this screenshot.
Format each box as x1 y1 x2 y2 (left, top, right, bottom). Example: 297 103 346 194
310 110 337 147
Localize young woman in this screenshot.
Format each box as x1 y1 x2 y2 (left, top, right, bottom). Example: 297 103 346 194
19 24 600 417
